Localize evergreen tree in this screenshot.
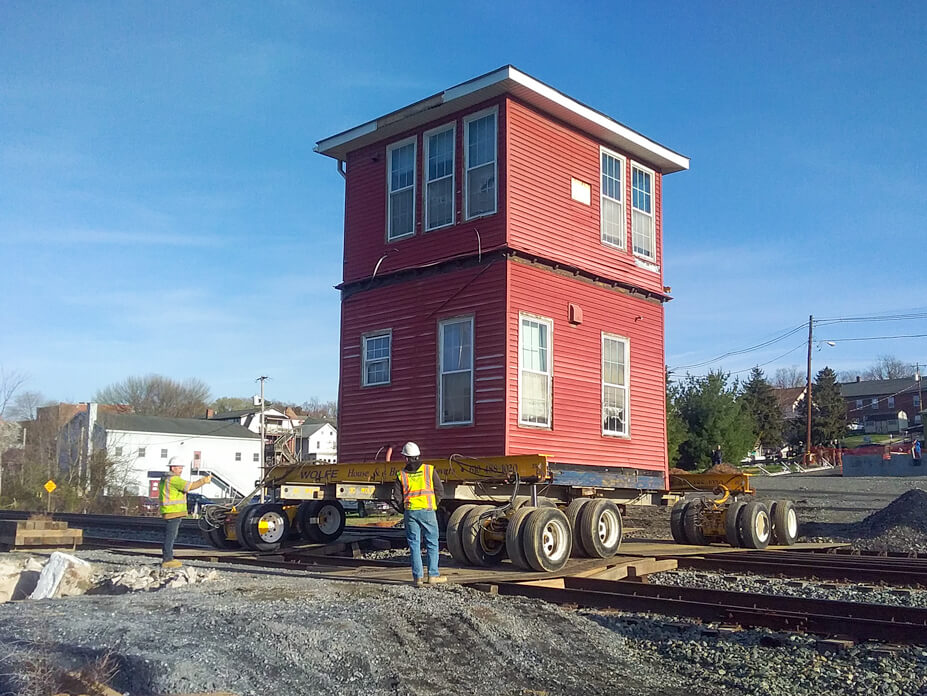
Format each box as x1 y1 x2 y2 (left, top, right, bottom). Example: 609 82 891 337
739 367 784 451
674 370 755 470
793 366 847 445
665 379 689 468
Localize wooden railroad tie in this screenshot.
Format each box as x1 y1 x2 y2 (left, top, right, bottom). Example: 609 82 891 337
0 517 83 551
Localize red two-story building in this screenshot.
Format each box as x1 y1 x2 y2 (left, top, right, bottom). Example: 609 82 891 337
316 66 688 491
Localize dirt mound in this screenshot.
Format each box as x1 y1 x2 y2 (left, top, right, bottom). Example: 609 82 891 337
668 467 688 475
858 488 927 535
706 462 741 475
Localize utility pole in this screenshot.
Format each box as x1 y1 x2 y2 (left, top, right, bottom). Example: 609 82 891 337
805 315 814 465
916 364 923 432
256 376 268 503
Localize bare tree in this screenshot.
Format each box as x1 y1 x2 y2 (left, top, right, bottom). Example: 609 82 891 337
0 367 27 418
772 366 805 389
94 374 212 418
300 396 337 420
861 354 915 380
7 391 49 421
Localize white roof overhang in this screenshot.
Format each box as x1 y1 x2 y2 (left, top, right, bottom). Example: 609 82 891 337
315 66 689 174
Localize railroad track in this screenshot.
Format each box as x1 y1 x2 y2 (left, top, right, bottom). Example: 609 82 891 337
661 549 927 586
494 577 927 644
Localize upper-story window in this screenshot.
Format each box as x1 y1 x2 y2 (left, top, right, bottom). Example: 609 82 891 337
871 398 878 410
438 316 473 425
600 149 625 249
631 164 655 260
387 139 416 241
519 314 552 427
464 109 497 219
887 396 895 409
855 399 863 409
363 330 392 386
425 125 455 231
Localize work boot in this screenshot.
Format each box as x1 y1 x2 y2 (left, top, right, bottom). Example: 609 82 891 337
426 575 448 585
412 577 424 587
161 560 182 569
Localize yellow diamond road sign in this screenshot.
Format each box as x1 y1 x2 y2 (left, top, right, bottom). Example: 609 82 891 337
44 480 57 493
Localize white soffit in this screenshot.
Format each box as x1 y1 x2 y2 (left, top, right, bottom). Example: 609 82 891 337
315 66 689 174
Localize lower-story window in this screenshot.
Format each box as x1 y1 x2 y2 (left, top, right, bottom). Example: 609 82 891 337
519 314 552 427
602 333 629 436
439 316 473 425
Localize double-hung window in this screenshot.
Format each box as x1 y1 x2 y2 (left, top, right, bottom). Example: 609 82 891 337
631 164 655 260
600 149 625 248
871 398 878 410
387 139 416 240
464 109 497 219
425 125 455 230
519 315 552 427
887 396 895 409
438 317 473 425
602 334 629 436
362 331 391 386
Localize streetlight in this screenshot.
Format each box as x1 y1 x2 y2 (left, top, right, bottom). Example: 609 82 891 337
804 316 836 465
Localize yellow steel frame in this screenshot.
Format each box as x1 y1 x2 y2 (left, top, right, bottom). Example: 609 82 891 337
667 472 754 497
263 454 549 487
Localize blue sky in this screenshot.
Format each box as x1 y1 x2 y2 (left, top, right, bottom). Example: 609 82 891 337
1 1 925 405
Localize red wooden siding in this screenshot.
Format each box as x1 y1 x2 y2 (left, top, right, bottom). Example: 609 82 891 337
338 261 508 462
341 98 508 286
505 260 667 474
505 98 665 297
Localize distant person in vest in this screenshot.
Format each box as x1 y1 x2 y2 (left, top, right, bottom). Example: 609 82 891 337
159 457 211 569
711 445 723 467
393 442 447 586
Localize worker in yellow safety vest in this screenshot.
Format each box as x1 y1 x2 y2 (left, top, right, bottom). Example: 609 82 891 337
159 457 211 568
392 442 446 586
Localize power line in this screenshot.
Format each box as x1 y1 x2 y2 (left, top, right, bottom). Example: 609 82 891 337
727 342 806 375
670 323 807 371
821 333 927 342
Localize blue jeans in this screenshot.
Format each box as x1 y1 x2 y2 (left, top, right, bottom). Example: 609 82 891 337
162 517 182 561
404 509 440 579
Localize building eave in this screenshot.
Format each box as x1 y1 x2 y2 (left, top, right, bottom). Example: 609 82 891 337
315 65 690 175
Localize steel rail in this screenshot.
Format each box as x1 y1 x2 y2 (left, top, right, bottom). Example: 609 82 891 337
493 578 927 644
660 551 927 586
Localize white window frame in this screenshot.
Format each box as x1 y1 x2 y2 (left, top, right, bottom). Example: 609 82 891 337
518 313 553 428
424 123 456 231
602 333 630 437
138 447 146 458
362 330 392 387
235 452 241 462
386 137 416 241
160 448 168 458
600 147 626 250
253 453 259 462
114 446 123 457
438 316 474 426
631 162 656 261
464 107 498 220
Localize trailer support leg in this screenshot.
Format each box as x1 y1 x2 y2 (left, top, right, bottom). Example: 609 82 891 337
529 484 539 508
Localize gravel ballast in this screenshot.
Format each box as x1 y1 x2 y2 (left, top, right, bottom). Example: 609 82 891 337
1 551 926 696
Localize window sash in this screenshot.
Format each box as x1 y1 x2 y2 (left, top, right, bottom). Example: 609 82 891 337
465 111 497 219
631 165 654 259
425 126 455 230
439 317 473 425
363 333 391 386
601 150 625 248
388 141 416 240
519 316 552 426
602 334 629 435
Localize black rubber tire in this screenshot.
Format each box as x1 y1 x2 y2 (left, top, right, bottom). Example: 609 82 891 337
242 503 290 552
296 501 317 542
445 504 476 565
565 498 592 557
670 500 690 544
738 501 771 550
770 499 799 546
724 501 746 547
202 524 238 549
522 507 573 572
578 499 623 558
683 500 707 546
234 505 261 551
504 507 535 570
512 496 557 510
461 505 506 566
303 500 346 543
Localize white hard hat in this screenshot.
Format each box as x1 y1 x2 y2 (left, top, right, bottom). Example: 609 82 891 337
401 442 421 458
167 457 183 469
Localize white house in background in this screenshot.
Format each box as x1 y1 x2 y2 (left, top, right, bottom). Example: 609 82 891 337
60 404 261 499
207 408 297 436
295 421 337 463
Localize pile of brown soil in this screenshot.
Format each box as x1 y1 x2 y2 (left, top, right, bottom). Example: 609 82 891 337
705 462 741 475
